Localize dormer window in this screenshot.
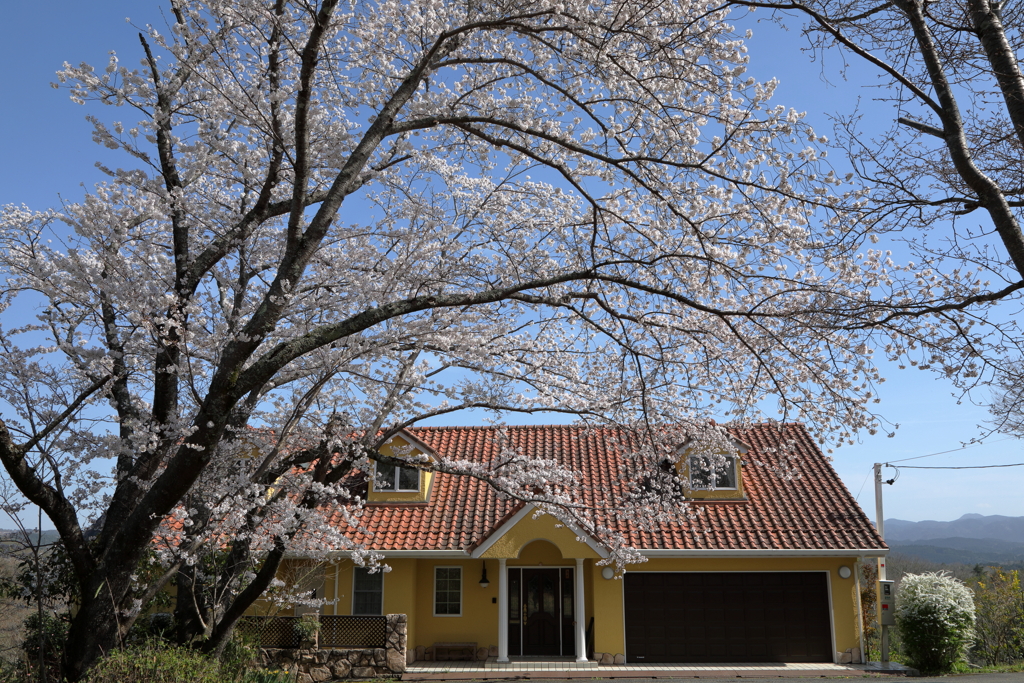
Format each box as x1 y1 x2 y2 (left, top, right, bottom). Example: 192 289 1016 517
375 460 420 492
689 455 738 490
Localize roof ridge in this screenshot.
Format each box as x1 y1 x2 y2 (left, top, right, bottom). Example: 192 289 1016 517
408 421 808 431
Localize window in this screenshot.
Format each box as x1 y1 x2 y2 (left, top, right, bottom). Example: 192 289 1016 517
375 460 420 491
352 567 383 615
689 455 738 490
434 566 462 616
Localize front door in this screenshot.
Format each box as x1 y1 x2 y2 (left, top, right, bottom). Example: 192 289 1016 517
507 567 573 656
523 568 560 655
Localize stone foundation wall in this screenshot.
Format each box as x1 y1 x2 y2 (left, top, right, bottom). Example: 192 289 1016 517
261 614 407 681
593 652 625 664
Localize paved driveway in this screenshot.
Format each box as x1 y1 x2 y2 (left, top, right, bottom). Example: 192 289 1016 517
466 675 1024 683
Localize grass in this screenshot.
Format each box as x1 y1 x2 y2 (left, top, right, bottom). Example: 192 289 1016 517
950 660 1024 674
0 556 33 665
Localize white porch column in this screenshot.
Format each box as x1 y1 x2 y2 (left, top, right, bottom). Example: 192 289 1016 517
497 558 509 662
575 558 587 662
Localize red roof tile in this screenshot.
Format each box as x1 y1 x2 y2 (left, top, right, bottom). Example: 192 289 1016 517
337 423 885 553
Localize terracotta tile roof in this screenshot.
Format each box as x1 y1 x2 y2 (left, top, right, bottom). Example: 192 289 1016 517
337 423 886 553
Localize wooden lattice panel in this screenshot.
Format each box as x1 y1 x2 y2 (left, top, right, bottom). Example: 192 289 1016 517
319 615 387 648
238 616 302 648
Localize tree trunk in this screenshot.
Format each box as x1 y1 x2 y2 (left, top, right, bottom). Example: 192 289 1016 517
62 588 124 682
202 540 287 657
174 563 211 645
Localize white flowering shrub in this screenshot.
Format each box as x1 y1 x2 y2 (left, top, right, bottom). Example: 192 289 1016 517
896 572 975 673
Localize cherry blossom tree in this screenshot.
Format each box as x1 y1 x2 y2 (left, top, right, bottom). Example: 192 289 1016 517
0 0 988 678
725 0 1024 407
989 361 1024 433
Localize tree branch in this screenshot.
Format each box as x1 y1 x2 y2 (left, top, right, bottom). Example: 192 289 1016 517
21 373 112 455
897 116 945 138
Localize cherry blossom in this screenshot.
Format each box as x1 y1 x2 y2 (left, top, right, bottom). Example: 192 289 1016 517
0 0 988 678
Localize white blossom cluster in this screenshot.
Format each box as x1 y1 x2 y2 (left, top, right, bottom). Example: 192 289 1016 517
895 571 976 671
896 571 976 632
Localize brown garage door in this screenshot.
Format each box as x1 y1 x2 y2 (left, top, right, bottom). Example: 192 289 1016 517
624 572 833 663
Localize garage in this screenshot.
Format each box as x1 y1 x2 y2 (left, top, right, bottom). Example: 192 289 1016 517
624 572 834 663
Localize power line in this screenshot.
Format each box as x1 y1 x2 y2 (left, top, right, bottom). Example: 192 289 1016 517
884 436 1017 464
894 462 1024 470
854 468 872 503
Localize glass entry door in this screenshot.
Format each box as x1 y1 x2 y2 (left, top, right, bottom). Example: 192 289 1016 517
507 567 574 656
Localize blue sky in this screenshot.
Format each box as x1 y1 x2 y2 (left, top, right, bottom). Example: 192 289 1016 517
1 2 1021 525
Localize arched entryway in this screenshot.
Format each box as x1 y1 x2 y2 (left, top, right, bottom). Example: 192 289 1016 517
496 540 588 662
509 542 575 656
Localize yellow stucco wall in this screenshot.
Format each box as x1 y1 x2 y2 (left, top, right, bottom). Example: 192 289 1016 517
591 559 624 656
246 558 407 619
324 561 352 615
254 554 862 663
317 559 415 616
480 511 601 559
254 515 863 663
411 558 501 651
244 558 329 617
511 539 576 566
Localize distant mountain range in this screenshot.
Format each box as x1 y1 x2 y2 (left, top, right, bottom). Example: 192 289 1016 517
885 513 1024 543
883 514 1024 567
0 529 62 549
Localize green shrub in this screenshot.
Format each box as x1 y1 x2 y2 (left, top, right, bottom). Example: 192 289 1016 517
81 636 289 683
82 641 225 683
859 562 880 660
219 626 262 681
241 670 294 683
896 571 976 674
972 568 1024 665
0 656 32 683
296 615 320 645
22 610 69 681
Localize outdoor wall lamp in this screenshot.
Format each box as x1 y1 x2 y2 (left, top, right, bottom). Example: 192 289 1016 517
479 561 490 588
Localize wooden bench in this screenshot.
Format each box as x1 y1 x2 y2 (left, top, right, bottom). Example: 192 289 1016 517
432 641 478 661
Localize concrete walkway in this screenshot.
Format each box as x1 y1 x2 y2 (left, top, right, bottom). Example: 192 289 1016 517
404 675 1024 683
403 658 911 680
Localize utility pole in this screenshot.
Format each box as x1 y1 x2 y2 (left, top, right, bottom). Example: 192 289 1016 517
874 463 892 665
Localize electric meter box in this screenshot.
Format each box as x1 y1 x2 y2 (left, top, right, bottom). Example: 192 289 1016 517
878 579 896 626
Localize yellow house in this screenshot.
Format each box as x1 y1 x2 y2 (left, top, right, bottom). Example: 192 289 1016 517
268 423 886 665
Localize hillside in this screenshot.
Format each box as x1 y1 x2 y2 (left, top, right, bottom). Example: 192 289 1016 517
0 529 61 550
885 513 1024 543
883 514 1024 567
888 537 1024 567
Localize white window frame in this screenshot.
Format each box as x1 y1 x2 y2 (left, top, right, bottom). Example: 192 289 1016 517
374 460 420 492
433 566 463 617
688 454 738 490
352 566 384 615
